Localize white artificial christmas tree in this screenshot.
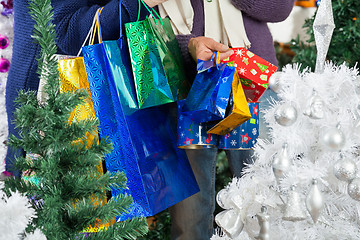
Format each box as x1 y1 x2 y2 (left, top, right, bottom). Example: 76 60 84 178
0 160 46 239
212 0 360 239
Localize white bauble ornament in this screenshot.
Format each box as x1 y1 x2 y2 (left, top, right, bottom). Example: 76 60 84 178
215 209 244 239
306 179 324 224
333 158 357 182
348 178 360 201
283 185 307 221
303 90 325 119
272 143 292 182
274 103 298 126
216 188 242 210
268 72 283 93
320 125 345 151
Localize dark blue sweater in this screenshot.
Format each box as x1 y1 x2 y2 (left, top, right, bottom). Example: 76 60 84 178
5 0 148 174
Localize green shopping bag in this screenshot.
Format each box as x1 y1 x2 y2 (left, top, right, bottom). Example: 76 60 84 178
125 0 190 109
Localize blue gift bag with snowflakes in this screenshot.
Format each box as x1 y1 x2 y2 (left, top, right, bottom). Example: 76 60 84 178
218 102 259 149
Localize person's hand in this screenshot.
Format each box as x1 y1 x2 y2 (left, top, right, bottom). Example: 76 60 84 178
188 36 234 62
142 0 167 8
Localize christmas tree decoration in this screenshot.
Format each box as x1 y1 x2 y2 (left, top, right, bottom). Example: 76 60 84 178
216 188 229 209
303 89 324 119
274 103 298 126
291 0 360 71
282 185 307 222
348 178 360 201
272 143 292 182
215 209 244 239
0 57 10 72
268 71 283 93
306 179 324 224
319 124 345 151
313 0 335 73
0 34 9 49
255 206 270 240
333 157 357 182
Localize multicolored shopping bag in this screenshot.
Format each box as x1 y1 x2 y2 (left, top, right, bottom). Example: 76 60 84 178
218 102 259 149
182 55 235 123
82 7 199 221
125 0 190 109
207 71 252 135
223 48 277 102
177 100 218 149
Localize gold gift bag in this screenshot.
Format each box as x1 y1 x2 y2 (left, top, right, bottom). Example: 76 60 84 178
207 71 251 135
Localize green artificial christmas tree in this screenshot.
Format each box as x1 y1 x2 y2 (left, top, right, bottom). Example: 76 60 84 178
4 0 148 239
291 0 360 71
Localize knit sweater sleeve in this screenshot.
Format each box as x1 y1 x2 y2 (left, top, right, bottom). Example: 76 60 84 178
52 0 149 55
231 0 295 23
176 34 197 82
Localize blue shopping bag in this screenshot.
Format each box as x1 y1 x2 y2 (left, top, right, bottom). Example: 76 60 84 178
82 7 199 221
182 53 235 123
218 102 260 149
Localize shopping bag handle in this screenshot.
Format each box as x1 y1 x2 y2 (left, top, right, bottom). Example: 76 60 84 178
77 7 103 56
136 0 163 25
91 7 104 45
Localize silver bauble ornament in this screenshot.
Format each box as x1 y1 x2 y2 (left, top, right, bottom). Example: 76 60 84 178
216 188 242 210
272 143 292 182
255 206 270 240
283 186 307 221
268 72 283 93
348 178 360 201
274 103 298 126
215 209 244 239
306 179 324 224
303 90 324 119
216 189 229 209
333 158 357 182
320 124 346 151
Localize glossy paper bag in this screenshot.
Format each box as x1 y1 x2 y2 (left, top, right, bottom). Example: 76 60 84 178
223 48 277 102
182 57 234 123
207 71 252 135
177 100 218 149
82 24 199 220
125 15 190 109
218 102 259 149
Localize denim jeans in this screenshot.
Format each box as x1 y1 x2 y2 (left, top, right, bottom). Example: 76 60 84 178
169 89 277 240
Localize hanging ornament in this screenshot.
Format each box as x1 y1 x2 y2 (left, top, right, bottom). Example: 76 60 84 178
348 178 360 201
268 72 283 93
283 185 307 221
303 89 325 119
255 206 270 240
333 157 357 182
0 57 10 73
215 209 244 239
274 103 298 126
216 189 229 209
272 143 292 182
306 179 324 224
313 0 335 73
0 34 9 49
320 124 346 151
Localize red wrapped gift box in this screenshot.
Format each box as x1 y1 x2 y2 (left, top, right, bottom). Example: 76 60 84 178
223 48 277 102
